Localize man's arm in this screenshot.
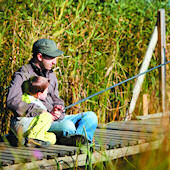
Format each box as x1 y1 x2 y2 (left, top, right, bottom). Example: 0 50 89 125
7 72 43 117
50 73 65 120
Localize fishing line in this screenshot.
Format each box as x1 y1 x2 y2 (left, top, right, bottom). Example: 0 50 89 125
65 61 170 110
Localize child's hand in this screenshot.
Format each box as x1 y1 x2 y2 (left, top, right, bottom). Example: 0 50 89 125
53 105 65 113
51 107 62 120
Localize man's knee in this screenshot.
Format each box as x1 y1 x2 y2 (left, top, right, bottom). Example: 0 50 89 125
83 111 98 124
63 120 76 130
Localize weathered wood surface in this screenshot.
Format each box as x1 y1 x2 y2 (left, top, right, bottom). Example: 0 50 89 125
98 118 165 133
158 9 167 115
157 9 169 130
2 140 163 170
143 94 149 116
137 111 170 120
124 26 158 121
0 117 168 169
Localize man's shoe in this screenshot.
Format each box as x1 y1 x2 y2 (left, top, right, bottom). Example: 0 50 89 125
81 142 96 154
58 134 87 146
26 138 51 147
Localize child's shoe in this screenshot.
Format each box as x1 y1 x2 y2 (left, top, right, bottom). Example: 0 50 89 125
26 138 51 147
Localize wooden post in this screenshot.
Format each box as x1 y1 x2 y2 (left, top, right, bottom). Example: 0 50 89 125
157 9 169 128
124 26 158 121
143 94 149 116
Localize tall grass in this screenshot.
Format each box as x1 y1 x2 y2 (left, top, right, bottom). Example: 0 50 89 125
0 0 169 134
106 137 170 170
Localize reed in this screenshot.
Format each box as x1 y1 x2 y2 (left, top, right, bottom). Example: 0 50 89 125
0 0 169 134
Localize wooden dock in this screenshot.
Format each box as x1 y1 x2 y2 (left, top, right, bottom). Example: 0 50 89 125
0 115 169 169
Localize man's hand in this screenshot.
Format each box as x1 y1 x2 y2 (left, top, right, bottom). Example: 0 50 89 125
51 110 61 121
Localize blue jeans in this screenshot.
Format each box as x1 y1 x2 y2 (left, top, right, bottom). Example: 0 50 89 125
49 111 98 142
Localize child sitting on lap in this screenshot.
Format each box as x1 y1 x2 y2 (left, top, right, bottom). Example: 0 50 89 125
21 76 56 146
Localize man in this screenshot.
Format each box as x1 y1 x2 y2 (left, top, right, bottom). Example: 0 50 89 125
7 39 98 146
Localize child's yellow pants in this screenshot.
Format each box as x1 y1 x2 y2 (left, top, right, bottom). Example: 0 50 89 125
26 112 56 145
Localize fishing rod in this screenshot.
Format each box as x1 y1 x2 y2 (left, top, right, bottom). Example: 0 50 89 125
65 61 170 110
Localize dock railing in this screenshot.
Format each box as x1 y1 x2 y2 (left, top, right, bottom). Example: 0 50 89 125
124 9 169 128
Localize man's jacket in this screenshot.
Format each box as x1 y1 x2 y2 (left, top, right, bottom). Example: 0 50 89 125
7 59 65 120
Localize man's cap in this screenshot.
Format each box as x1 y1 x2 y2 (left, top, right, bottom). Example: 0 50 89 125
32 39 64 57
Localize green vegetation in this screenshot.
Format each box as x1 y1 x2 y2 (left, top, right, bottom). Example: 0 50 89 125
0 0 169 134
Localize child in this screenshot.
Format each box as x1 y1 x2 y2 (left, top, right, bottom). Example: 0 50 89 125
21 76 56 146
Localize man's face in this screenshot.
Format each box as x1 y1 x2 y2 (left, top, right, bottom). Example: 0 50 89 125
40 54 57 70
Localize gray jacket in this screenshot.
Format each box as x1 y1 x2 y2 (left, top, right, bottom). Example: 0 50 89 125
7 59 65 120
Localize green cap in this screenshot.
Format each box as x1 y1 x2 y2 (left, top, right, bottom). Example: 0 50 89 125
32 39 64 57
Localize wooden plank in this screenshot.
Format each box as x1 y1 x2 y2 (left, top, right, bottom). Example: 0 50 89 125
143 94 149 116
102 127 161 133
95 131 139 144
158 9 169 129
0 143 80 167
95 129 159 140
35 145 77 157
46 144 78 155
0 143 78 157
1 148 51 162
94 129 158 148
0 124 162 166
0 131 146 166
107 120 161 126
0 117 166 168
136 111 170 120
2 140 163 170
98 117 162 126
95 129 149 139
98 117 164 133
95 129 155 141
94 135 140 149
0 158 14 166
0 144 84 167
124 26 158 120
0 148 43 164
0 153 15 161
0 144 52 160
110 122 162 128
54 139 163 169
98 123 162 133
94 129 157 148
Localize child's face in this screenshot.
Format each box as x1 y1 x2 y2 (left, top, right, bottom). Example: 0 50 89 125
38 87 48 100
